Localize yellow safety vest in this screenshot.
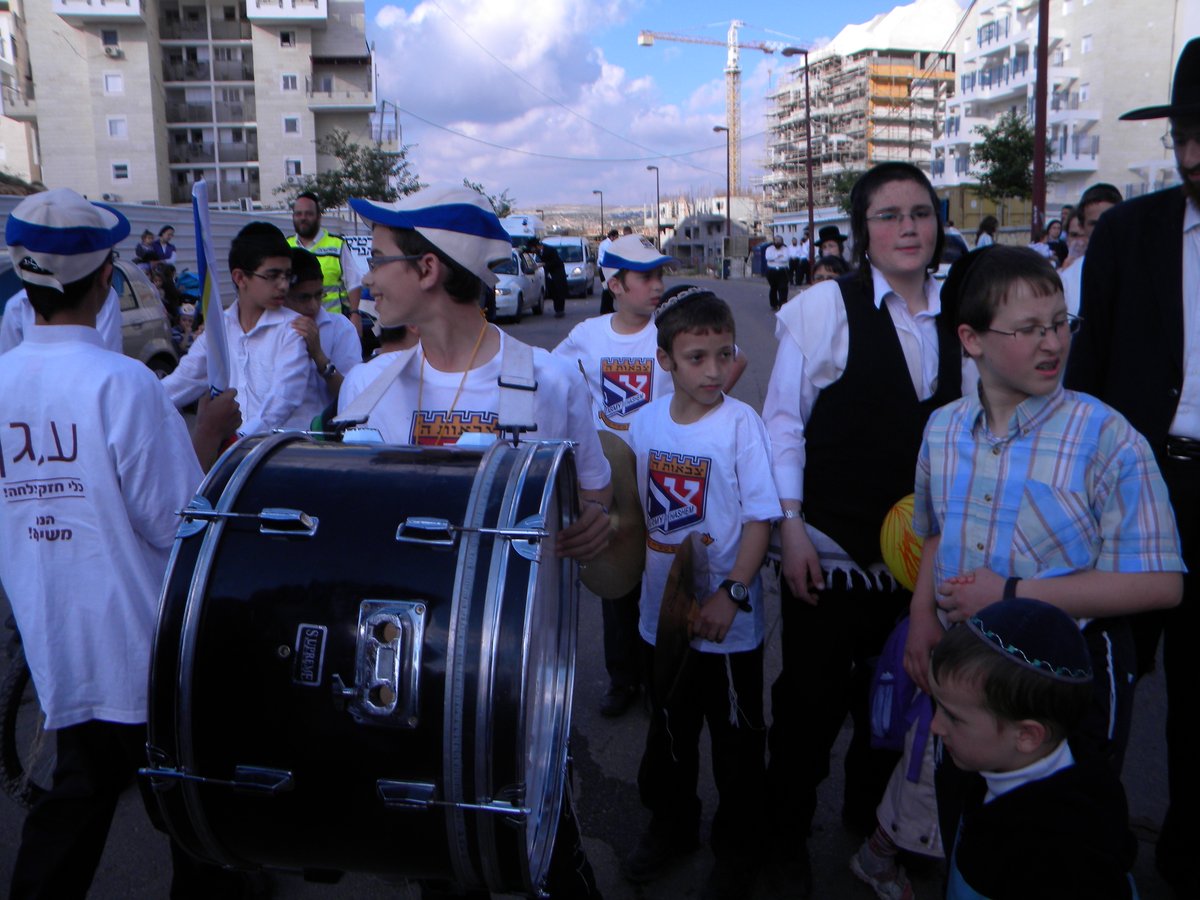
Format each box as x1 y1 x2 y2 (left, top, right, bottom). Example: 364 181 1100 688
289 231 347 313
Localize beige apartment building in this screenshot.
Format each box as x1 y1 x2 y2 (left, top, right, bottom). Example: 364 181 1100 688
0 0 40 186
6 0 374 207
763 0 961 215
931 0 1197 224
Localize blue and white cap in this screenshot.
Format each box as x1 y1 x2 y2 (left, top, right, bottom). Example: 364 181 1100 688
599 233 676 282
349 185 512 287
5 189 130 293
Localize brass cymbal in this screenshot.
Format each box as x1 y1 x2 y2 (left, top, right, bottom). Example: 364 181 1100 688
579 431 647 599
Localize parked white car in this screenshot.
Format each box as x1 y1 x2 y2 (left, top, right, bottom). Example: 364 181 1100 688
488 250 544 322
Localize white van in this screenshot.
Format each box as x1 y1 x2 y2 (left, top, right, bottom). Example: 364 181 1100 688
542 236 596 297
501 214 546 251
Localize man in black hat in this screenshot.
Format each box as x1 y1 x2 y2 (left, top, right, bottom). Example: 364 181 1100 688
816 225 848 260
1066 37 1200 896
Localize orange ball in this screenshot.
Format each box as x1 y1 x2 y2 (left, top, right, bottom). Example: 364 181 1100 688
880 493 924 591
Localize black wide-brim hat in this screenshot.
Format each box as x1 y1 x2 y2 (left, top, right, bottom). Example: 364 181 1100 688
818 225 847 245
1121 37 1200 121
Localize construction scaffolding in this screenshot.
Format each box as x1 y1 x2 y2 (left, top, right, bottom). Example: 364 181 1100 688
764 48 955 213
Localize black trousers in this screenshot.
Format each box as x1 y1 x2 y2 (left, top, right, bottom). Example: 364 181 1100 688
602 584 642 690
10 720 245 900
765 578 908 845
766 268 790 309
1157 454 1200 868
637 640 767 862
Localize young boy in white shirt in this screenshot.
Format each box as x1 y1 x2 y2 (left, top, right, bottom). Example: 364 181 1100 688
624 286 781 899
553 233 678 717
162 221 310 436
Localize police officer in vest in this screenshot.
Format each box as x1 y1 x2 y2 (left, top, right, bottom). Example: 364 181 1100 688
289 191 364 334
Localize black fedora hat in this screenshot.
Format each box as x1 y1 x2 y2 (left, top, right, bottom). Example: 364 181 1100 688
1120 37 1200 121
818 225 847 245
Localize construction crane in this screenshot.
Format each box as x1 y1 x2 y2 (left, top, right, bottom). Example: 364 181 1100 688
638 21 781 193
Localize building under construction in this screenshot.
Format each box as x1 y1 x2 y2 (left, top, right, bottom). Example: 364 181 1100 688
762 0 961 215
765 47 955 214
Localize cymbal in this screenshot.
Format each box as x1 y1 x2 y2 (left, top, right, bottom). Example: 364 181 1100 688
654 532 705 705
579 431 647 598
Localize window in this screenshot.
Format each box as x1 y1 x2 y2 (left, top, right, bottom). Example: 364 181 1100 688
1081 34 1093 54
280 31 295 48
285 158 302 176
107 116 128 139
281 74 298 91
283 116 299 135
112 162 129 180
101 29 119 47
103 73 123 94
1080 82 1090 102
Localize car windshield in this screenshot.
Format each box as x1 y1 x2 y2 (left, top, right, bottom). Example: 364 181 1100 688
551 244 584 263
490 256 519 275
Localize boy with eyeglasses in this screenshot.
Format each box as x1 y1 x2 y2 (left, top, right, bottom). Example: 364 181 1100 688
163 221 310 436
902 245 1183 851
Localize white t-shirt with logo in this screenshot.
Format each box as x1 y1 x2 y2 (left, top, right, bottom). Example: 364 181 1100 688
629 395 781 654
552 315 674 446
339 329 611 491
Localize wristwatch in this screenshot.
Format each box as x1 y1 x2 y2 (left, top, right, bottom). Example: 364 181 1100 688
719 579 752 613
321 361 337 378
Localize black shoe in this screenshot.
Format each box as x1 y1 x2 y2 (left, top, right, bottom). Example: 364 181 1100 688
599 684 637 718
621 827 699 884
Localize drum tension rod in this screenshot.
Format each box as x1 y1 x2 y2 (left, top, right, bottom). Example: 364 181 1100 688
376 780 530 819
139 764 295 796
176 498 319 538
395 516 548 546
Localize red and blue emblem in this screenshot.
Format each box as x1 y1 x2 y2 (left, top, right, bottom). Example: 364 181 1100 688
646 449 710 535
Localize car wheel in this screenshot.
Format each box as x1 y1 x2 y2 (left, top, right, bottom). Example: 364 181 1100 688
534 287 544 315
512 293 523 323
148 354 177 379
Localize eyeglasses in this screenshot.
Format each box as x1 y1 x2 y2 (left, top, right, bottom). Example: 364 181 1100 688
366 254 424 272
249 269 296 286
1161 130 1200 150
987 315 1082 341
865 207 937 226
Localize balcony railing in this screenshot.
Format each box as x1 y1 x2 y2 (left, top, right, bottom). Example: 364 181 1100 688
160 18 250 39
0 84 36 120
213 59 254 80
166 102 214 124
216 100 256 122
1050 134 1100 160
209 19 251 39
217 142 258 162
168 141 215 164
163 61 211 82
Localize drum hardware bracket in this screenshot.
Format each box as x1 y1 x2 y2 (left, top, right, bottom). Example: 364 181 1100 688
139 764 295 796
175 497 319 539
395 516 549 555
331 601 426 728
376 780 531 820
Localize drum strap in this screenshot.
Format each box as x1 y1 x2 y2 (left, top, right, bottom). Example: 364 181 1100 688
331 348 418 428
497 338 538 444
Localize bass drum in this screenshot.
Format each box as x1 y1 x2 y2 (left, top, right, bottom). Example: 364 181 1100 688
145 433 579 896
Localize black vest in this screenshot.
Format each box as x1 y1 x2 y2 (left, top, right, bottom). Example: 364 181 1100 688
803 272 962 569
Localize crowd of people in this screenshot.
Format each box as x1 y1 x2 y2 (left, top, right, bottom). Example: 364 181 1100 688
1 36 1198 900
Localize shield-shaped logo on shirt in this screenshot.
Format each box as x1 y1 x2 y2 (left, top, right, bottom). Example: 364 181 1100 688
646 449 710 535
600 357 654 421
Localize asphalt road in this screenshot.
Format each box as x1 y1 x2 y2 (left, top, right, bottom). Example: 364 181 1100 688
0 275 1175 898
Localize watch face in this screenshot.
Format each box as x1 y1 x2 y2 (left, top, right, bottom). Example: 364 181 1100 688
727 581 748 602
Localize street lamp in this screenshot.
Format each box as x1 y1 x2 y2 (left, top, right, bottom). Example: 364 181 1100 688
646 165 661 250
592 189 604 240
782 47 815 273
713 126 731 241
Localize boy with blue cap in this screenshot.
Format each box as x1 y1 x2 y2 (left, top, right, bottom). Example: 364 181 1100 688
338 184 611 898
0 189 240 897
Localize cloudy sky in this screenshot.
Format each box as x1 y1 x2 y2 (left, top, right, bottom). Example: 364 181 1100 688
365 0 961 211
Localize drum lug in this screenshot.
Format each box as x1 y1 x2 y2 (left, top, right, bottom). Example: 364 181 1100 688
376 779 531 820
394 517 551 553
175 498 319 538
508 515 545 562
139 764 295 796
332 600 426 729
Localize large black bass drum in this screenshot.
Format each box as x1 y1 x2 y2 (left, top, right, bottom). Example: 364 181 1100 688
144 433 579 896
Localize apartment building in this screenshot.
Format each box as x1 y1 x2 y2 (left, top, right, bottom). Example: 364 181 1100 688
763 0 961 215
15 0 374 207
0 0 39 185
931 0 1195 219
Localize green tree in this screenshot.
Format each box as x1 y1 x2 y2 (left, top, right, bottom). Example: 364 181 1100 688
462 178 516 218
274 128 420 208
971 111 1037 202
831 169 866 214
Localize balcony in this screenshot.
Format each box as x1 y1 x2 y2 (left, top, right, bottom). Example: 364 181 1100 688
306 87 374 112
168 141 215 164
54 0 145 23
213 59 254 81
166 101 214 124
158 19 210 40
216 100 256 122
1050 134 1100 172
162 60 211 82
1048 91 1100 126
217 141 259 162
0 84 36 121
246 0 327 24
218 181 261 202
210 19 251 40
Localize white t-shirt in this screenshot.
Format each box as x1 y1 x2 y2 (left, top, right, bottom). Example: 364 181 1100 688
629 395 781 654
283 307 362 430
1061 256 1084 316
0 287 123 355
339 329 611 491
552 314 673 445
0 326 203 728
765 244 790 270
162 300 310 436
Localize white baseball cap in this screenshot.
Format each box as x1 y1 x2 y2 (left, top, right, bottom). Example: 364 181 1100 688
599 234 676 282
5 189 130 293
349 185 512 287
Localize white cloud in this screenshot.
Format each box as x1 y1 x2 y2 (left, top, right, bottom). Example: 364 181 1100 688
369 0 734 207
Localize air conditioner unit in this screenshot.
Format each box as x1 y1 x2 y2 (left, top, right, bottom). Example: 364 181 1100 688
285 175 300 185
104 46 124 59
100 193 121 202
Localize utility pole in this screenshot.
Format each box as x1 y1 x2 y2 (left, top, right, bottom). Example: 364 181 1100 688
1032 0 1050 238
593 189 604 240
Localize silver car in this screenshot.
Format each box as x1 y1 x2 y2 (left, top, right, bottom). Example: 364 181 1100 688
489 250 545 322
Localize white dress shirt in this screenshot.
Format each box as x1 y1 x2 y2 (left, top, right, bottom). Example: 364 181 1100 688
1171 198 1200 439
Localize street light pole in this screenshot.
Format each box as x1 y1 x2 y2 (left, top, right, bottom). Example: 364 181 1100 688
646 165 661 249
783 47 815 273
592 189 604 240
712 126 731 240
